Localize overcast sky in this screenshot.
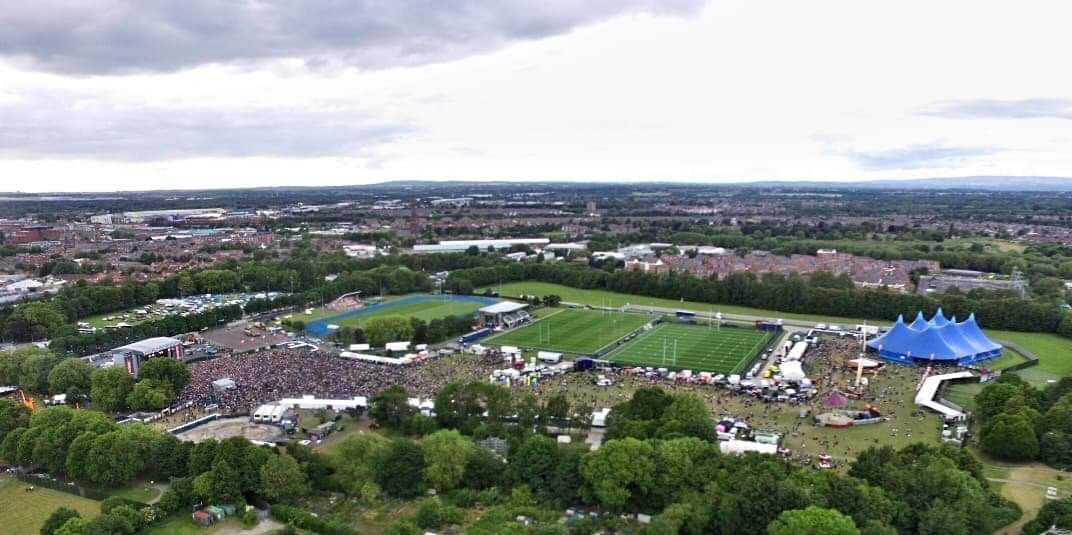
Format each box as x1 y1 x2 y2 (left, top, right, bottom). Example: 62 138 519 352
2 0 1072 192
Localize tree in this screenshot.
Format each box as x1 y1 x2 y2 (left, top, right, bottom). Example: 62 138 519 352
177 275 196 297
331 432 391 497
1022 497 1072 535
580 437 657 511
414 498 463 530
90 368 133 413
47 359 93 397
544 393 570 427
100 496 128 514
1058 314 1072 339
363 316 414 347
18 350 61 394
917 500 968 535
0 399 31 443
41 508 81 535
421 430 474 492
767 506 860 535
126 380 173 411
54 517 88 535
980 412 1040 461
376 439 425 499
87 505 138 535
462 446 503 490
210 459 244 504
260 453 310 502
655 394 715 440
368 385 416 429
137 358 190 393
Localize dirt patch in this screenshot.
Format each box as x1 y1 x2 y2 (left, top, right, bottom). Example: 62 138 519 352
175 417 285 443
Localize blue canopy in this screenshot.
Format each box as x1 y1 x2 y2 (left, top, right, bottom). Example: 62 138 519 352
867 310 1002 365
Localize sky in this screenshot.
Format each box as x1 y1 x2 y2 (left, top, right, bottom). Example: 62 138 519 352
2 0 1072 192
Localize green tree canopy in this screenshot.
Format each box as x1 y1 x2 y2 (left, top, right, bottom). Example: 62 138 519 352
90 368 133 413
421 429 474 492
767 506 859 535
260 453 310 502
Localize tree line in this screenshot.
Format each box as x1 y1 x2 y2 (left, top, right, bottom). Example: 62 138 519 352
0 249 504 344
3 376 1034 535
447 262 1069 335
326 382 1021 535
972 374 1072 468
0 346 192 413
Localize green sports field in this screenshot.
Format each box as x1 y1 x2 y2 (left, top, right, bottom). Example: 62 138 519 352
332 298 485 328
604 322 771 373
483 282 1072 384
486 308 652 355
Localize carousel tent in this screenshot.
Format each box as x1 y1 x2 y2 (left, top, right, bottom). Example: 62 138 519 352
867 309 1002 365
824 390 850 408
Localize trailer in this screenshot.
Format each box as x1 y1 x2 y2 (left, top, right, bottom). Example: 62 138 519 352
755 320 784 332
459 327 492 344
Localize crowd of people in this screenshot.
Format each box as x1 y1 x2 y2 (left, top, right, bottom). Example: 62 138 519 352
176 348 498 415
173 332 942 464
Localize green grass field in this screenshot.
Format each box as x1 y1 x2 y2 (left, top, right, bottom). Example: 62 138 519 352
333 298 484 329
486 308 652 355
987 330 1072 384
0 476 101 534
485 282 1072 383
604 322 771 373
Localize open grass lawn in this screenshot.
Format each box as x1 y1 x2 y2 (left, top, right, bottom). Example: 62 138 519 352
987 330 1072 384
942 382 984 411
486 308 652 355
334 297 485 328
107 482 161 503
0 476 100 534
144 515 255 535
144 515 207 535
538 360 942 461
978 349 1031 371
605 322 771 373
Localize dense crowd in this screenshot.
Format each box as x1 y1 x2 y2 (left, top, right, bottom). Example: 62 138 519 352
176 348 498 415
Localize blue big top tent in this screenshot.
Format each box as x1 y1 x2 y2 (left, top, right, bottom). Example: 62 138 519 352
866 309 1002 365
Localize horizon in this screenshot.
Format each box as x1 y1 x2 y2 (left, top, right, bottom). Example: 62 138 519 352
3 175 1072 195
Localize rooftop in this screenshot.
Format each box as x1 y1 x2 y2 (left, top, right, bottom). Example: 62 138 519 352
115 336 182 355
480 301 529 314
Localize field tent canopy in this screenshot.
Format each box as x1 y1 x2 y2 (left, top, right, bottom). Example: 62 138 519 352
824 390 850 408
867 309 1002 365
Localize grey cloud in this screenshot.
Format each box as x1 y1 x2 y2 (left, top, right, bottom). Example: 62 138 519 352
0 1 705 74
844 144 1000 170
920 98 1072 120
0 90 413 160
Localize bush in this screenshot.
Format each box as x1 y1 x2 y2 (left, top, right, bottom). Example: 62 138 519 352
404 414 439 436
156 489 181 514
100 496 127 514
414 498 463 530
270 504 356 535
384 520 422 535
446 488 479 508
240 507 259 528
